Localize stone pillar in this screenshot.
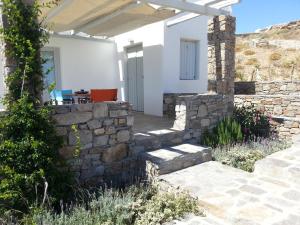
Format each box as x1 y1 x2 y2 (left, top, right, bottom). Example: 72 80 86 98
208 15 236 112
208 16 236 96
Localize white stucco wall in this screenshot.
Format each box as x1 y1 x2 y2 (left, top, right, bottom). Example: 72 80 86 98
163 15 208 94
114 22 165 116
46 35 120 95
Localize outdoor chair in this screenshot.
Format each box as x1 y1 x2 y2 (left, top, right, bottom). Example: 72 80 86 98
90 89 118 103
50 89 74 105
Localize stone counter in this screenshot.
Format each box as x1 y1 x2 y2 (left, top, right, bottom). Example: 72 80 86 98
52 102 135 185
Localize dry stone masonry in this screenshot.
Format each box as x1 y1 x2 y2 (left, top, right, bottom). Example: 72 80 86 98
235 81 300 95
53 102 135 185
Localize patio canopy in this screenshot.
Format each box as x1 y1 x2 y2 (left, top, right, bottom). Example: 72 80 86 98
40 0 240 37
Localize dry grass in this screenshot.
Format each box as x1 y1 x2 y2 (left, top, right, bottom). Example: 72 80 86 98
245 58 258 65
269 52 282 61
243 50 256 56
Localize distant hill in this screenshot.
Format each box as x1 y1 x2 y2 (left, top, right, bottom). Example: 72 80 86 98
235 20 300 81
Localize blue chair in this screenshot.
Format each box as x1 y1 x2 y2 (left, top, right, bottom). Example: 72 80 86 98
50 90 74 105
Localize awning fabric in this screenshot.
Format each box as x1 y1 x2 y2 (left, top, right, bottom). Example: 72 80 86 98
40 0 176 37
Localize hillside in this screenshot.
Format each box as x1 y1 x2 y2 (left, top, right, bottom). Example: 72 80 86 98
235 20 300 81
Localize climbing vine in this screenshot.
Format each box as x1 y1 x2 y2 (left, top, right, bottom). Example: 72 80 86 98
0 0 73 215
0 0 49 106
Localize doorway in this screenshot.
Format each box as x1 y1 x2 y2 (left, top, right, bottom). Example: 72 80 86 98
126 44 144 112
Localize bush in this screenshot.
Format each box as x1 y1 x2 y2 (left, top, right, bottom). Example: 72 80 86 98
15 185 201 225
212 139 290 172
269 52 282 61
245 58 258 65
243 50 256 56
0 96 72 214
234 105 271 140
202 117 243 147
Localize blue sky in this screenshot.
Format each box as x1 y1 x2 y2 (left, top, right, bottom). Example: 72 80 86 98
232 0 300 34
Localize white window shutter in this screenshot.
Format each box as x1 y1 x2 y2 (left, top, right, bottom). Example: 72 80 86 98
180 40 198 80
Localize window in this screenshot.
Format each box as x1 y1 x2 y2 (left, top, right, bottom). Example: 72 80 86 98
180 39 199 80
41 50 56 89
41 48 61 102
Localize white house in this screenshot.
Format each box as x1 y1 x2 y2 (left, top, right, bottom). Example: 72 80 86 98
0 0 239 115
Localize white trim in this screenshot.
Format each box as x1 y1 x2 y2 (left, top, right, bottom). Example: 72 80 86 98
50 33 114 43
141 0 230 16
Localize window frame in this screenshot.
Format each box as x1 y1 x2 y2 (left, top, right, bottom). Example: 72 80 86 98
41 47 62 90
179 39 200 81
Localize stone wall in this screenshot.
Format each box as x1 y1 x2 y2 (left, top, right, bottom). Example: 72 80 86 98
235 95 300 118
52 102 135 185
271 116 300 138
234 81 300 95
163 93 196 119
164 94 232 135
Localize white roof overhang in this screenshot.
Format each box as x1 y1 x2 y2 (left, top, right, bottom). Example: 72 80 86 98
39 0 240 37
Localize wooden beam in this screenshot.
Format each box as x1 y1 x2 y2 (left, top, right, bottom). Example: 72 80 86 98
141 0 229 16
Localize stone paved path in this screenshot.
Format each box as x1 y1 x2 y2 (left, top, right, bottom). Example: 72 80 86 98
162 135 300 225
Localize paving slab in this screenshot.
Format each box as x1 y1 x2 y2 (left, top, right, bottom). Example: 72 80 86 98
161 135 300 225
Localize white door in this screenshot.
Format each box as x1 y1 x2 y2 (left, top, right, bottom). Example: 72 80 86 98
127 45 144 112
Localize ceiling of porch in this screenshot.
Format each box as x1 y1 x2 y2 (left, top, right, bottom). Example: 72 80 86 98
39 0 240 37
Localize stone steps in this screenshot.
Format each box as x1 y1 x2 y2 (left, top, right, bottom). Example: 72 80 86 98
139 143 212 177
132 130 195 154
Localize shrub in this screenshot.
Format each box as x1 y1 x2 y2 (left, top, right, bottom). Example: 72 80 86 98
269 52 282 61
245 58 258 65
212 139 290 172
0 96 72 214
215 149 264 172
202 117 243 147
234 105 271 141
17 185 201 225
243 50 256 56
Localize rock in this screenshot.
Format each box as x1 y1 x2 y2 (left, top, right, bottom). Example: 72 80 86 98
118 118 126 126
273 106 283 115
106 126 116 135
110 110 128 117
59 146 75 159
94 135 109 147
103 119 114 126
201 118 210 127
94 128 105 136
75 103 93 112
197 104 208 117
117 130 130 142
102 144 128 163
93 103 108 118
53 112 92 126
81 165 105 180
55 127 67 136
127 116 134 126
87 119 102 130
54 106 70 114
69 130 92 146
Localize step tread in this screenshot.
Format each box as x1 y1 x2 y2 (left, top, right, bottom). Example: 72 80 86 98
139 143 212 176
142 144 210 163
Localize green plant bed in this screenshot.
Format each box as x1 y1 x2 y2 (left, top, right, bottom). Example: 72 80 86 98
1 185 202 225
212 138 291 172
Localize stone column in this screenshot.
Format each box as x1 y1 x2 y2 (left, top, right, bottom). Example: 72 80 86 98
0 0 42 105
208 15 236 113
